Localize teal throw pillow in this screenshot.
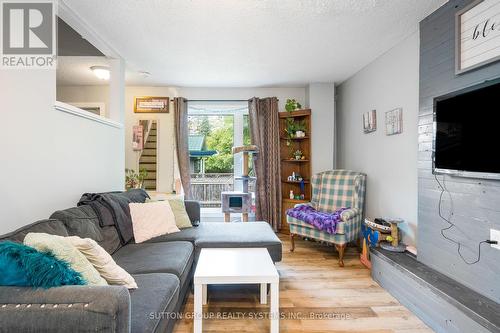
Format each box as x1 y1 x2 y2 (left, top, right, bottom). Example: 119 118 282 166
0 241 86 288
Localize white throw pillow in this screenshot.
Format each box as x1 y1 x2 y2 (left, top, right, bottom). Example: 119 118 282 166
129 201 180 243
24 233 108 286
66 236 138 289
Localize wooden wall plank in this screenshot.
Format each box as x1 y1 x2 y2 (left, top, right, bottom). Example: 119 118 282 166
418 0 500 304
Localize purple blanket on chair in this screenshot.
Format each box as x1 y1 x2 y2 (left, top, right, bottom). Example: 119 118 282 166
286 205 349 234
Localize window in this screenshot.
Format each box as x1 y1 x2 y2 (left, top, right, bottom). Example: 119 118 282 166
188 101 254 219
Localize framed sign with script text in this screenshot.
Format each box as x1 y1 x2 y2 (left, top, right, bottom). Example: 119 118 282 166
134 97 169 113
456 0 500 74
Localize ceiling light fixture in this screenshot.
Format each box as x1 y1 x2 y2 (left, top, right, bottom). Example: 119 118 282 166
138 71 151 78
90 66 110 80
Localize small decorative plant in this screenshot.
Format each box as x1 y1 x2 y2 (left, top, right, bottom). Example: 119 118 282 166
125 168 148 190
285 118 307 145
293 150 304 160
285 99 302 112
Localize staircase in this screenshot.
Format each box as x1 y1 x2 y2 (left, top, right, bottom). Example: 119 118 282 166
139 121 157 190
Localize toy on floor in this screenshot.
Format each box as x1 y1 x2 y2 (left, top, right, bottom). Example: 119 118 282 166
360 217 406 269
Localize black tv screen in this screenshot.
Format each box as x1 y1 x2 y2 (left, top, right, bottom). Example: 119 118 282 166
434 80 500 178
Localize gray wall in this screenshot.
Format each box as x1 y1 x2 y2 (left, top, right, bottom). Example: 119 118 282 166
336 31 420 247
306 83 336 174
418 0 500 303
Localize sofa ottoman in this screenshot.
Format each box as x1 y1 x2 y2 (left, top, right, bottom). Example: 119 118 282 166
145 222 282 263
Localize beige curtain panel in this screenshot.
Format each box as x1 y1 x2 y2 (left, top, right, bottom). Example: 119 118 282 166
248 97 282 231
173 97 192 199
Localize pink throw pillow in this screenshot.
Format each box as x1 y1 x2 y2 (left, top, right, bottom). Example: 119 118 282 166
129 201 180 243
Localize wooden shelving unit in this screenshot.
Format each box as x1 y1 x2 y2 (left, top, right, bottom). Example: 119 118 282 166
279 109 312 234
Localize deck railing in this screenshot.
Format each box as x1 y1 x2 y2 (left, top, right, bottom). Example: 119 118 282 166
190 173 255 207
190 173 234 207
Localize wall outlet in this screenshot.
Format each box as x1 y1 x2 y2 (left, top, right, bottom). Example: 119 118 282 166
490 229 500 250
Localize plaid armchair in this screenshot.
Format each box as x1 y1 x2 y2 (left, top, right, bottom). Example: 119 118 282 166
287 170 366 267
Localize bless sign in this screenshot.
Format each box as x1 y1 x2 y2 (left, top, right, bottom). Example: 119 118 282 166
456 0 500 74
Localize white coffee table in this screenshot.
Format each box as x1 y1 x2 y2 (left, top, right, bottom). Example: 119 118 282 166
193 248 280 333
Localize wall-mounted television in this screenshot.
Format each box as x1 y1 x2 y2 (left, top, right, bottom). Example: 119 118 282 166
433 79 500 180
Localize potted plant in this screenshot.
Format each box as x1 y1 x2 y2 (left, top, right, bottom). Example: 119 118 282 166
284 118 307 146
293 150 303 160
125 168 148 190
285 99 302 113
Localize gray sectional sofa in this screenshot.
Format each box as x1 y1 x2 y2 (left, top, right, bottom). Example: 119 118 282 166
0 199 282 333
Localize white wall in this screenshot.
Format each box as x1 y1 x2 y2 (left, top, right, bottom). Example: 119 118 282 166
125 86 180 192
336 31 419 247
0 70 124 234
178 87 306 111
57 85 110 117
306 83 336 174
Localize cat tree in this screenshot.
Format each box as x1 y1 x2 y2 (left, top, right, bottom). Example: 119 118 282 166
221 145 258 222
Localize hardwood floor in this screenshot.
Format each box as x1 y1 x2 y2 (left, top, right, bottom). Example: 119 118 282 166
173 234 433 333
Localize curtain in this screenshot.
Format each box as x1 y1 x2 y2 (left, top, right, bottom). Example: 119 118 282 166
173 97 192 199
248 97 282 231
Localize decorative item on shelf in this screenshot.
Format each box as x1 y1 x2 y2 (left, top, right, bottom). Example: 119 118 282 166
287 172 303 182
285 99 302 113
293 150 304 160
125 168 148 190
385 108 403 135
284 118 307 146
363 110 377 133
299 180 305 199
289 190 294 200
295 130 306 138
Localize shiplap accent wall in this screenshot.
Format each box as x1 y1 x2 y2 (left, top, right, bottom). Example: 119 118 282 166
419 0 500 303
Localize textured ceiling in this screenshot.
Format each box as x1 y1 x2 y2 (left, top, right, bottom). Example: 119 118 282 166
57 56 110 85
63 0 447 87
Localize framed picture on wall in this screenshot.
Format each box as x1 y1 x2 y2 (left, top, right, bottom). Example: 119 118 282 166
132 125 144 151
456 0 500 74
385 108 403 136
134 96 169 113
363 110 377 133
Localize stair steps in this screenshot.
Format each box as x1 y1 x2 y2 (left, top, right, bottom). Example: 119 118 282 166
140 163 157 171
143 180 156 189
139 120 157 191
142 149 156 156
140 156 156 164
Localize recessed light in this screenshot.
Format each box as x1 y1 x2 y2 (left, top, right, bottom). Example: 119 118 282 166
90 66 110 80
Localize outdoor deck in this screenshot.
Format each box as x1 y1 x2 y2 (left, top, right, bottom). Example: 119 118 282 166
190 173 255 208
